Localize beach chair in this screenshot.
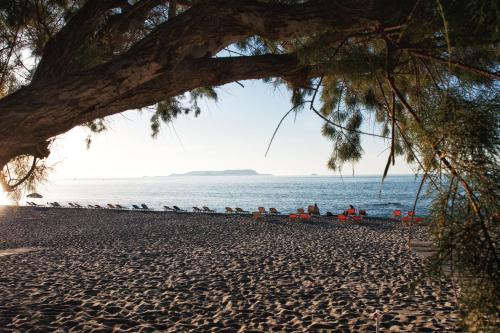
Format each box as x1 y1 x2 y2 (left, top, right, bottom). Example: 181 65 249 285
115 204 125 209
352 215 363 222
297 208 305 214
94 204 103 209
347 208 356 215
414 217 424 223
203 206 215 213
402 216 412 225
392 210 402 220
337 214 349 222
193 206 203 213
141 204 150 210
173 206 186 212
258 207 267 215
132 204 141 210
68 203 76 208
299 213 311 221
107 204 116 209
225 207 234 214
163 206 174 211
235 207 249 214
359 210 367 216
288 213 298 222
269 207 280 215
252 211 262 220
50 202 62 208
72 203 82 208
407 210 415 217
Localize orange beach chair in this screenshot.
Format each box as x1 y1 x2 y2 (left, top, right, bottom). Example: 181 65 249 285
337 214 349 222
299 213 311 221
392 210 402 220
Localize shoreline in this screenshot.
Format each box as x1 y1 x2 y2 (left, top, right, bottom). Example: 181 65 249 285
2 204 429 220
0 206 460 332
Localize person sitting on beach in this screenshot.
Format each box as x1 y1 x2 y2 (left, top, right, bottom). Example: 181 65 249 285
343 204 355 215
314 203 320 215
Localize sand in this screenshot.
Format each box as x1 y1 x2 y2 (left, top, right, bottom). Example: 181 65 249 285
0 206 462 332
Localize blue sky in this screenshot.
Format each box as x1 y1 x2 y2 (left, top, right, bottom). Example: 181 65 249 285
46 80 414 179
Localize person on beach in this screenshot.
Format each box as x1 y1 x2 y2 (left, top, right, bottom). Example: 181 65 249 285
343 205 355 215
314 203 320 215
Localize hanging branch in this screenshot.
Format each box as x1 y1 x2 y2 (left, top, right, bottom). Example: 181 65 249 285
410 50 500 81
265 101 312 157
310 106 393 140
375 74 442 193
386 68 498 262
168 0 177 19
0 156 38 192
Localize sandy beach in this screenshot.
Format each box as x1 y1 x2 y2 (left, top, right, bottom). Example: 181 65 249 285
0 206 462 332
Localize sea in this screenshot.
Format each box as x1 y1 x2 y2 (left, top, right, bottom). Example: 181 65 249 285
23 175 432 217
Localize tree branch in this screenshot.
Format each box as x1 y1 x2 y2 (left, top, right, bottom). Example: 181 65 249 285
409 50 500 81
33 0 128 80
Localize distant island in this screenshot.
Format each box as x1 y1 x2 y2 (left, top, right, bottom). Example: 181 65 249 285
170 169 271 177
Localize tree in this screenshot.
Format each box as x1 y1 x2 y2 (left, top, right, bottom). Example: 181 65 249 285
0 0 498 330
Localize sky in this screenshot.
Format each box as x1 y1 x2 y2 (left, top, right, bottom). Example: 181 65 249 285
44 79 414 179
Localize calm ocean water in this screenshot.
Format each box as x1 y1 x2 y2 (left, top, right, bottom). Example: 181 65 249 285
24 175 431 217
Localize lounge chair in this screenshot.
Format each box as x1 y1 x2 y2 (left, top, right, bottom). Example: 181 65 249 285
141 204 150 210
163 206 174 211
68 203 76 208
88 204 95 209
269 207 280 215
297 208 305 214
359 210 367 216
288 213 298 222
107 204 116 209
193 206 203 212
252 211 262 220
132 204 141 210
235 207 249 214
50 202 62 208
225 207 234 214
203 206 215 213
299 213 311 221
402 216 412 225
407 210 415 217
115 204 125 209
94 204 103 209
352 215 363 222
346 208 356 215
337 214 349 222
258 207 267 215
392 210 402 220
173 206 186 212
